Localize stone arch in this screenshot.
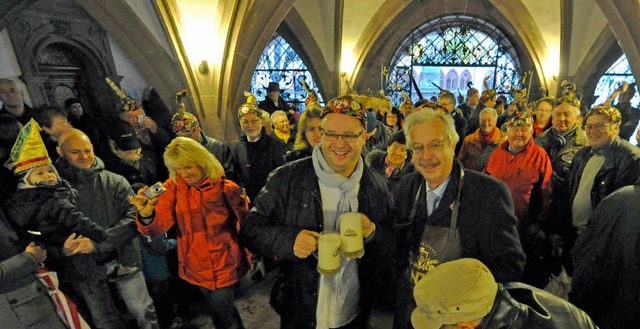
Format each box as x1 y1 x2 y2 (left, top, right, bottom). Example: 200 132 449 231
570 26 622 107
596 0 640 84
354 0 541 99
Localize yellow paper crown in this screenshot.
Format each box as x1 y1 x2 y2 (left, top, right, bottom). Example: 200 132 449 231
4 119 52 175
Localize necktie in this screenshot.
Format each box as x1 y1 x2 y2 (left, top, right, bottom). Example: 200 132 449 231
427 190 440 216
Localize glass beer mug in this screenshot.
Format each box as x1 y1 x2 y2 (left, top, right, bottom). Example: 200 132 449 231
339 212 364 259
317 231 341 275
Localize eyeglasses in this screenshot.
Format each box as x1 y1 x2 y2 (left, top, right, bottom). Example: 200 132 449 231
410 140 447 154
321 129 364 142
388 144 407 153
584 123 612 131
240 119 261 126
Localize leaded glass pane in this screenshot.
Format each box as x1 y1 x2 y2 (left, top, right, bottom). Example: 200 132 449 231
250 34 324 112
387 14 521 106
591 55 638 108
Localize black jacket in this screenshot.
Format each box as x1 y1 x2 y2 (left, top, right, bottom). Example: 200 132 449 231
5 181 107 247
481 283 597 328
240 157 395 328
200 132 238 184
393 160 525 283
365 149 414 194
232 130 287 202
570 183 640 329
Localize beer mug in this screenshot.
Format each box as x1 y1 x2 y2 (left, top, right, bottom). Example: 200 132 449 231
317 231 341 275
339 212 364 258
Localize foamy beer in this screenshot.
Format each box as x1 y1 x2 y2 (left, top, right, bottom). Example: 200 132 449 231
317 231 341 275
339 212 364 258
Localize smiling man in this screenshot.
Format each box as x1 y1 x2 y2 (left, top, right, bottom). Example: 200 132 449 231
393 110 524 328
563 105 640 237
241 94 394 329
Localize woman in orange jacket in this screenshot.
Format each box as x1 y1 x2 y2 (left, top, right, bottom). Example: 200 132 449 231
131 137 249 329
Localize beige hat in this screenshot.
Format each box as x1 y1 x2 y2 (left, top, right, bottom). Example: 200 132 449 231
411 258 498 329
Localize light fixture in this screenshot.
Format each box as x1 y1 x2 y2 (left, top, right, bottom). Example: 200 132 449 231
198 60 209 74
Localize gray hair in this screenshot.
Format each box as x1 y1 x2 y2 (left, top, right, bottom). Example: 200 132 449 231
270 110 287 123
0 78 19 88
404 110 459 148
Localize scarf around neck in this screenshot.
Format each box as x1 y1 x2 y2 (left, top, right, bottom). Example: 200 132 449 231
312 146 363 220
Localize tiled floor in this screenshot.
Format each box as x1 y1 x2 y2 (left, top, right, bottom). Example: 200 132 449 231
193 270 393 329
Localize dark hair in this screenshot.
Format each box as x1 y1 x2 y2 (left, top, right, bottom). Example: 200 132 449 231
495 99 505 108
385 107 404 129
35 106 67 128
467 88 479 97
0 114 22 145
386 130 406 147
64 98 80 109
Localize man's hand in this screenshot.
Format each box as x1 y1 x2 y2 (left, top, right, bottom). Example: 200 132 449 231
293 230 319 259
25 242 47 263
142 116 158 133
63 233 96 256
360 214 376 239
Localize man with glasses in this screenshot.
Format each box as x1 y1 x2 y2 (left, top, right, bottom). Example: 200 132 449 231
560 105 640 256
438 91 467 155
392 110 524 328
232 92 287 205
241 94 394 329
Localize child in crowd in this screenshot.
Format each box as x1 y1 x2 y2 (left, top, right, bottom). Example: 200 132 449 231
4 119 107 250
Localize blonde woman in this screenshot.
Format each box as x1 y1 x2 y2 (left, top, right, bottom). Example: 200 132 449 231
285 107 323 162
131 137 249 329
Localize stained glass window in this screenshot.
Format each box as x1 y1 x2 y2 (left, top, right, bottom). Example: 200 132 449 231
387 14 522 106
250 33 324 112
591 54 639 108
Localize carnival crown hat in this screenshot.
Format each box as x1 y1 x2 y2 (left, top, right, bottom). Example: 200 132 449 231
554 80 581 108
4 119 52 175
322 94 367 130
507 111 533 127
302 80 322 111
481 89 497 102
400 91 414 111
586 104 622 123
171 89 199 135
237 91 263 118
105 77 142 112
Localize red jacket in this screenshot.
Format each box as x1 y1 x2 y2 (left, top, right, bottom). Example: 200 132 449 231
457 127 505 171
485 139 553 230
137 177 249 290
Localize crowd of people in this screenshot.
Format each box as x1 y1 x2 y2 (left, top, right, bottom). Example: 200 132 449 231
1 74 640 329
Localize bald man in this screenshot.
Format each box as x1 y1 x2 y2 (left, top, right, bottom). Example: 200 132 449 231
56 129 159 329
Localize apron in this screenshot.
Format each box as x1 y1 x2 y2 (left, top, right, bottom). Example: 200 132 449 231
393 170 464 329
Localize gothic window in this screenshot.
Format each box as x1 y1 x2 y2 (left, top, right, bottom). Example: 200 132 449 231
591 54 639 108
250 33 324 111
386 14 521 106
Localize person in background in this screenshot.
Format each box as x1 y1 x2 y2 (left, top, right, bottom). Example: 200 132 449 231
0 78 34 125
286 107 323 162
64 98 110 158
457 87 479 120
0 208 67 329
411 258 597 329
365 130 414 193
34 106 72 163
532 97 554 136
457 107 504 171
383 107 404 133
363 111 389 157
570 179 640 329
0 115 22 203
261 110 273 135
271 110 296 151
171 110 238 183
103 122 160 186
258 82 292 116
132 137 249 329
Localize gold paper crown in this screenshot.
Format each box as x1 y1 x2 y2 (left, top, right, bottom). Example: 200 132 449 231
237 91 262 118
400 91 413 110
4 119 52 175
302 80 322 111
555 80 581 108
105 77 142 112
